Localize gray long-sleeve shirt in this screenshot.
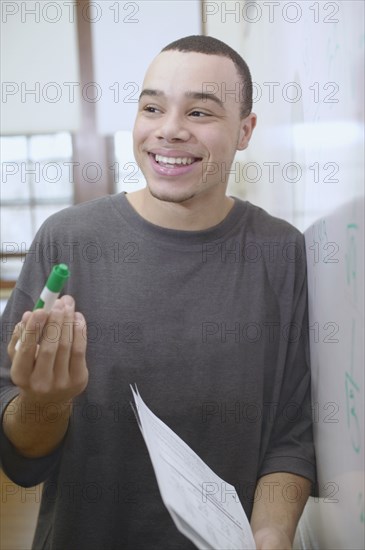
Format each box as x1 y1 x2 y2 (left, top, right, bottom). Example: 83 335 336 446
0 193 315 549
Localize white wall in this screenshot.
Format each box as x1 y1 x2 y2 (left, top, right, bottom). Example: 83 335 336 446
91 0 202 134
204 0 364 230
1 1 81 134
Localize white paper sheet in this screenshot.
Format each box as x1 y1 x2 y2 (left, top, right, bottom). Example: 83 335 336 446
130 385 256 550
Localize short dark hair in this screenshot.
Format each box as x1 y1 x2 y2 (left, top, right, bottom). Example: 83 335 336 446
161 35 253 118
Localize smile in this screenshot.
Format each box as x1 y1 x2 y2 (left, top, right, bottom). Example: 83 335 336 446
148 153 201 176
153 154 199 166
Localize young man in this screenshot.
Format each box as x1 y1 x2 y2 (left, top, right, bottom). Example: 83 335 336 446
1 36 315 549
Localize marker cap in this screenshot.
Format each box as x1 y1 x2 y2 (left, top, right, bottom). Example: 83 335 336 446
47 264 70 292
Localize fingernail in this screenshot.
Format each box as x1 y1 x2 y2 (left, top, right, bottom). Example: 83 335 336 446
63 295 75 306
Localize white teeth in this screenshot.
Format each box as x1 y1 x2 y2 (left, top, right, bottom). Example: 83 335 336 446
154 154 195 165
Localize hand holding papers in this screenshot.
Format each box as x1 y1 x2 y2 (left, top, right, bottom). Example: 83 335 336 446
130 386 256 550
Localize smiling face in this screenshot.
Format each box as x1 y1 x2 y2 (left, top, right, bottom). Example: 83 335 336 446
133 51 256 205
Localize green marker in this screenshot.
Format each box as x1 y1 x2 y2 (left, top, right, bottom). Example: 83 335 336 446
33 263 70 312
15 264 70 352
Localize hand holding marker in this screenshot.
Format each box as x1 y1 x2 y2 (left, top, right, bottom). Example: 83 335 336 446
15 264 70 351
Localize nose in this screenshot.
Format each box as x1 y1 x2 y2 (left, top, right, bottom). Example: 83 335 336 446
156 111 190 142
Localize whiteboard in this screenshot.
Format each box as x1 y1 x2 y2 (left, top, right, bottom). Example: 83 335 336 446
298 198 364 549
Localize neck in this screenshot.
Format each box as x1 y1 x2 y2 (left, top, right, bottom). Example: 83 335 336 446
126 188 234 231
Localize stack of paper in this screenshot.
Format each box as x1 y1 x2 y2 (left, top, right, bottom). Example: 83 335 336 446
131 386 256 550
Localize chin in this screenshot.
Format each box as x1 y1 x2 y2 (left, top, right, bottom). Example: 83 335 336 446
148 184 197 205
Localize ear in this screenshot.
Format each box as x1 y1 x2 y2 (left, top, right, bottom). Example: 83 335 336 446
237 112 257 150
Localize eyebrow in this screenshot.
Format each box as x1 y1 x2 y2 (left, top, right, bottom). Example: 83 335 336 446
138 89 224 109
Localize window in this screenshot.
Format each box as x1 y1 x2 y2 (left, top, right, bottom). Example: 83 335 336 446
114 131 146 194
0 132 73 306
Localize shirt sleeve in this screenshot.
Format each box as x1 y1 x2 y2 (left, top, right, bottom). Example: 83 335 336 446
0 243 66 487
258 231 317 486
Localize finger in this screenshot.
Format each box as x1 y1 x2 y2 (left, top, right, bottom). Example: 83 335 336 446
8 321 23 359
30 301 65 391
10 309 48 387
59 294 74 306
53 298 75 385
69 312 88 394
22 310 33 324
8 311 33 356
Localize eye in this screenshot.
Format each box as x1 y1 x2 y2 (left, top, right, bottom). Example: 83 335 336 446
189 110 210 117
142 105 160 114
